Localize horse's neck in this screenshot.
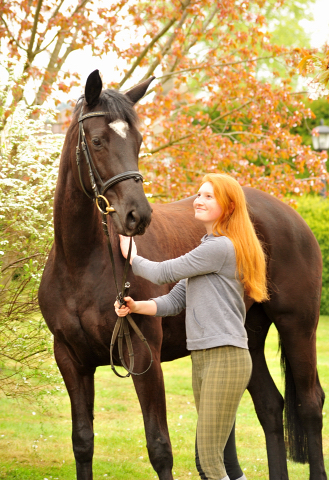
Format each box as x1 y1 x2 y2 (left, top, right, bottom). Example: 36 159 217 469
53 154 104 264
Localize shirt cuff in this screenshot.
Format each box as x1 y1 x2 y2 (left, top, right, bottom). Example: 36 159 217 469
131 255 142 275
150 297 169 317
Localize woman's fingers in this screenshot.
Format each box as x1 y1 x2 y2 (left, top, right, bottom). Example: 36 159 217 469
114 296 135 317
119 234 130 259
115 306 130 317
114 299 131 317
114 298 130 308
119 235 137 263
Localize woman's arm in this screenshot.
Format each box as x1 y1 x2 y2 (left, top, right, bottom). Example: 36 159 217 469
114 297 157 316
114 280 187 318
132 237 229 285
118 234 229 286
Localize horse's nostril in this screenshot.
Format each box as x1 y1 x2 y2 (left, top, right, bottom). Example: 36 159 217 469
125 207 151 235
127 210 139 229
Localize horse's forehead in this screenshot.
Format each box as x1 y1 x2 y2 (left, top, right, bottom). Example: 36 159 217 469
108 119 129 139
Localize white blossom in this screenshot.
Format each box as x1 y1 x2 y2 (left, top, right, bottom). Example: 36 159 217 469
0 57 63 398
307 80 329 100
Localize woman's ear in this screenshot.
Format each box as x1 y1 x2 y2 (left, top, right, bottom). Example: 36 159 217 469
229 202 235 214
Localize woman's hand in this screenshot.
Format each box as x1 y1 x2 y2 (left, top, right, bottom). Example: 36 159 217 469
114 296 136 317
119 235 137 264
114 297 157 316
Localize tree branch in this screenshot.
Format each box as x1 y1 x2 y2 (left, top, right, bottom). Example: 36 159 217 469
119 17 177 88
35 0 77 54
32 26 80 107
50 0 65 20
213 131 266 139
148 100 253 154
143 54 287 99
34 29 61 56
0 17 27 52
7 277 31 317
72 0 91 16
0 349 47 363
26 0 43 63
140 0 191 81
1 254 43 274
183 14 196 45
60 29 79 63
32 33 65 106
184 4 219 53
207 100 253 124
157 5 219 92
155 55 289 81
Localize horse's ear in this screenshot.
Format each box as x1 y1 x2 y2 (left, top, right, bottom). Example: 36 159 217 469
125 76 156 105
85 70 103 106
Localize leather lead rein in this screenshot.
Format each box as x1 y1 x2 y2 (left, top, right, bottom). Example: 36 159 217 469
76 105 153 377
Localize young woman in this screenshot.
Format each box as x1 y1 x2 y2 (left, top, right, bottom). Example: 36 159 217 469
115 173 268 480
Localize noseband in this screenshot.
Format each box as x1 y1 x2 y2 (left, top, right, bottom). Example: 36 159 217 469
75 105 143 214
75 104 153 378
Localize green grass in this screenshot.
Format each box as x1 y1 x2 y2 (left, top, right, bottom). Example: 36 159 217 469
0 317 328 480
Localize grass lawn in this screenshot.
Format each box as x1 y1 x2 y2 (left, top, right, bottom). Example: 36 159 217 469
0 317 328 480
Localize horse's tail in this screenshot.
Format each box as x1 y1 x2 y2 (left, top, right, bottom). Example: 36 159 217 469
279 336 308 464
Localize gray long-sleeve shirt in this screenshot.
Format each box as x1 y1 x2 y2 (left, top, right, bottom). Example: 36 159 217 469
132 234 248 351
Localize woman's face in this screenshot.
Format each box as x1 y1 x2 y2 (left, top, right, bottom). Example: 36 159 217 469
193 182 223 234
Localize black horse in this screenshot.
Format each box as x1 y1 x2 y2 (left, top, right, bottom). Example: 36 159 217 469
38 70 327 480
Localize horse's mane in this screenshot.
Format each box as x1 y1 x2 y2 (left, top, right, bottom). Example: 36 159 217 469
74 89 138 127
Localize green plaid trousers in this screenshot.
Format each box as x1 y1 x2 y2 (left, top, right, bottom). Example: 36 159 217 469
192 345 252 480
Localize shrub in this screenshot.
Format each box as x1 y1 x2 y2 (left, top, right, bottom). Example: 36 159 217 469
0 93 64 397
297 196 329 315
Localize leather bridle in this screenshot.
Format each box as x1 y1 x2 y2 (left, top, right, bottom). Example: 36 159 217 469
76 106 143 210
75 105 153 378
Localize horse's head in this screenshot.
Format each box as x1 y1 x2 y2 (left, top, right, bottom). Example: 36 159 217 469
72 70 154 236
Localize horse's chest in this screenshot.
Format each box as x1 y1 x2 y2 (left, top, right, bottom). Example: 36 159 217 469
57 264 116 317
43 268 117 362
54 297 116 365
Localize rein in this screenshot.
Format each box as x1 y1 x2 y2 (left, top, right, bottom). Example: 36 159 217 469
75 105 153 378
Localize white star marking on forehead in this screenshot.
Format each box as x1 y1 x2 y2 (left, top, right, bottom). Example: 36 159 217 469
108 119 129 139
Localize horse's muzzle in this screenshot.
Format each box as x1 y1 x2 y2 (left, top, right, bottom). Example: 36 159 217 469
125 208 151 236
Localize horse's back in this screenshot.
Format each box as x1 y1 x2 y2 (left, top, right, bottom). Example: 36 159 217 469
243 187 322 329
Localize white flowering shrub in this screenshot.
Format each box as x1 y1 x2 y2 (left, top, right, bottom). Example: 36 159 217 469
0 96 64 398
307 80 329 101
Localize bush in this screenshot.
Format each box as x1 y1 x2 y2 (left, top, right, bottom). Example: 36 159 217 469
297 196 329 315
0 87 64 397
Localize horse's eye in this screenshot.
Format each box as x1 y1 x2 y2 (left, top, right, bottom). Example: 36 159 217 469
92 138 101 146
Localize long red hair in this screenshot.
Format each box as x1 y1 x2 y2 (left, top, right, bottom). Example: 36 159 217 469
201 173 268 302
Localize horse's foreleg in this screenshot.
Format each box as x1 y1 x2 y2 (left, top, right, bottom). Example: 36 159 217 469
246 304 288 480
132 351 173 480
54 339 96 480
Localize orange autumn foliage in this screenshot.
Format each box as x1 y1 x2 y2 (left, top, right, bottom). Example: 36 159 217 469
0 0 327 200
